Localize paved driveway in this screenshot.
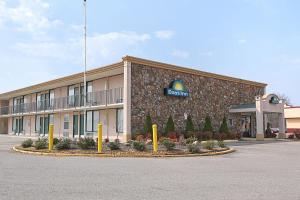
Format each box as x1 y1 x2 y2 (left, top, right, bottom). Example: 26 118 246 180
0 135 300 200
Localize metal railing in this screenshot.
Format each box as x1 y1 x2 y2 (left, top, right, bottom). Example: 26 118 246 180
0 88 123 116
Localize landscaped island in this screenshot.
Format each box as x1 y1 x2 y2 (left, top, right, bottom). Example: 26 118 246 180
14 116 237 157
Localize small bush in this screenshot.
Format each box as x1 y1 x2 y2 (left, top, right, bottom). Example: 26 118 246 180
168 132 178 141
218 140 226 148
203 116 213 132
144 114 153 137
53 138 59 145
195 131 212 141
219 116 229 134
187 144 199 154
185 115 194 132
294 130 300 139
104 138 110 143
161 139 175 151
185 137 198 145
135 134 145 142
132 141 146 151
21 139 33 148
288 134 295 139
108 142 120 150
34 138 47 150
77 137 95 149
55 138 71 150
164 116 175 136
203 140 215 150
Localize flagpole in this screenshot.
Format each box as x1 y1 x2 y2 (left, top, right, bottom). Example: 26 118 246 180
83 0 87 138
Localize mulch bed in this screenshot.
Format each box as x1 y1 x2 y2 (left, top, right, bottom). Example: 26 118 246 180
14 146 232 157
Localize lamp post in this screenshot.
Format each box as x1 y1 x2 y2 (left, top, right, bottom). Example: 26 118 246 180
83 0 87 137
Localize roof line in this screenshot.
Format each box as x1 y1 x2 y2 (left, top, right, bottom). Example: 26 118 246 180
0 61 123 98
123 55 267 87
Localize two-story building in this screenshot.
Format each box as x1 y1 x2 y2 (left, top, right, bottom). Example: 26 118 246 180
0 56 286 141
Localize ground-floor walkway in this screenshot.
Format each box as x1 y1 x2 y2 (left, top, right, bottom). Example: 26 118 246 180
0 135 300 200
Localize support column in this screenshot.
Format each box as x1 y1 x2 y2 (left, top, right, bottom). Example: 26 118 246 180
278 113 286 139
255 96 264 140
123 61 131 142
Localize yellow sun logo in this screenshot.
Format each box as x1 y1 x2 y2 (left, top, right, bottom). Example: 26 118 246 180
173 82 184 91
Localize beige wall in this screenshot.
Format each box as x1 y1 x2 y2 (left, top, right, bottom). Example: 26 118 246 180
0 118 8 134
286 118 300 129
285 107 300 119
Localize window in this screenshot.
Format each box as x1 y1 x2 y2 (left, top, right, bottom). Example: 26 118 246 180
49 114 54 125
116 109 123 133
35 115 41 133
64 114 69 130
229 119 234 127
50 90 55 108
86 111 93 132
93 111 100 131
87 82 93 103
86 110 100 132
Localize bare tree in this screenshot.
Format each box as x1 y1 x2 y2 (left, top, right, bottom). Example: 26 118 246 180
276 93 292 105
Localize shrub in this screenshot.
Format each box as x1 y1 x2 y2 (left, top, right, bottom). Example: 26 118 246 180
132 141 146 151
187 144 199 154
159 137 169 143
164 116 175 136
135 134 145 142
213 132 226 141
168 132 178 141
161 139 176 151
185 115 194 132
55 138 71 150
218 140 226 148
104 138 110 143
219 116 229 134
185 137 198 145
77 137 95 149
288 134 295 139
203 116 213 132
108 142 120 150
294 130 300 139
203 140 215 150
195 131 212 141
144 114 153 137
21 139 33 148
34 138 47 150
53 138 59 145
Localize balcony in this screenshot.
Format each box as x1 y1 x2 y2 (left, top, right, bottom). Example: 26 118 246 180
0 87 123 116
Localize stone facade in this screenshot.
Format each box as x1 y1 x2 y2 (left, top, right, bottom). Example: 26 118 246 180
130 63 265 135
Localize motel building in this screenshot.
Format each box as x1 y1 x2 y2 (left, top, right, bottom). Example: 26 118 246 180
0 56 286 142
284 105 300 134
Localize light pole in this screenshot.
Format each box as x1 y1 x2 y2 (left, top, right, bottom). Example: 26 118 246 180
83 0 87 137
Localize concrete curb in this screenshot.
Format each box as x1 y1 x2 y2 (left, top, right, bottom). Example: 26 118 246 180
12 146 236 158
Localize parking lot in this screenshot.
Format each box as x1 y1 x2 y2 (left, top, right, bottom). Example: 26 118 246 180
0 135 300 200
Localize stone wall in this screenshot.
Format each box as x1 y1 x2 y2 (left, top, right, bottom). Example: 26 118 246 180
130 63 265 135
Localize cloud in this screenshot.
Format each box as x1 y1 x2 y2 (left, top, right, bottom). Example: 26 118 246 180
238 39 247 44
14 31 152 67
170 49 190 59
155 30 174 40
0 0 62 37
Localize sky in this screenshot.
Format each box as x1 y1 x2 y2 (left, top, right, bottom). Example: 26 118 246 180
0 0 299 104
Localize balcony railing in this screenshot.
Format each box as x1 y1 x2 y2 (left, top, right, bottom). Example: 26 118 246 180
0 88 123 116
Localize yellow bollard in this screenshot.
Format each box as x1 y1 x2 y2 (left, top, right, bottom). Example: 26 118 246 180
98 124 103 153
49 124 54 151
152 124 158 153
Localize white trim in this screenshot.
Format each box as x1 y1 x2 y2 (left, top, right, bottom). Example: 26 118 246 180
123 61 131 142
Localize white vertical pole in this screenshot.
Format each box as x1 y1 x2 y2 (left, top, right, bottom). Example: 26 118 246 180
83 0 87 137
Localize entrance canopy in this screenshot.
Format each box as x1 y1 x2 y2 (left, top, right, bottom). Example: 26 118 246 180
229 94 286 140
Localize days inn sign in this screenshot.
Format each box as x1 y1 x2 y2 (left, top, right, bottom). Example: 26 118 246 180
164 80 189 97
